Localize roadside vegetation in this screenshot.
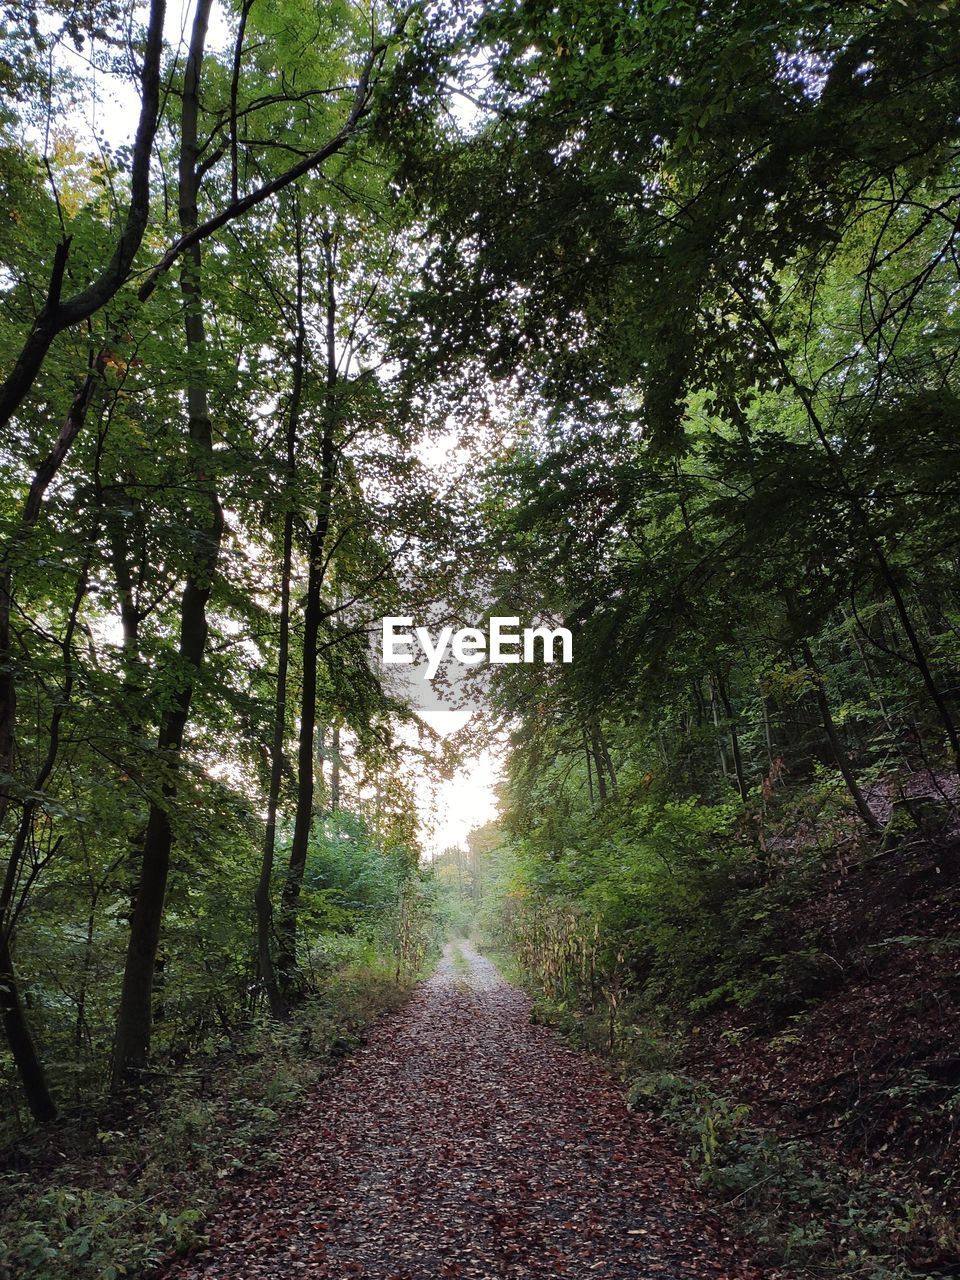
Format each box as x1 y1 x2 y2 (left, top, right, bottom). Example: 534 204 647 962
1 962 409 1280
462 809 959 1280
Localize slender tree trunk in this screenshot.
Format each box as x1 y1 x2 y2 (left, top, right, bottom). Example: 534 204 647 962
277 227 339 991
0 931 56 1122
255 488 293 1019
315 727 327 811
692 679 706 728
715 671 748 801
106 503 150 910
760 688 775 769
330 722 341 811
800 640 882 836
277 526 326 989
873 552 960 773
589 717 608 803
596 723 618 796
106 507 144 696
709 677 730 778
74 871 102 1086
842 602 896 743
255 210 306 1021
111 0 224 1089
0 801 62 1123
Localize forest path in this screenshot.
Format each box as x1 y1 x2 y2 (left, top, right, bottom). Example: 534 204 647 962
163 943 765 1279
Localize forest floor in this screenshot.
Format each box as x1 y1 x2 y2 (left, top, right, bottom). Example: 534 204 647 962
676 831 960 1275
160 942 767 1280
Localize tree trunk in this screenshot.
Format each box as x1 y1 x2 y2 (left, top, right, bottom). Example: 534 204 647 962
255 208 306 1021
255 491 294 1019
111 0 224 1090
709 677 730 779
277 526 326 989
598 724 618 796
800 640 882 836
0 930 56 1122
589 717 609 803
277 227 339 991
331 722 341 811
760 687 775 769
715 671 748 801
872 551 960 774
692 679 707 728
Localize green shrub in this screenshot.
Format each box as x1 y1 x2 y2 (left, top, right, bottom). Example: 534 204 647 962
0 961 410 1280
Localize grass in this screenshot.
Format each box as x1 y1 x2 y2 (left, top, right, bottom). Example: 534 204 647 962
472 942 522 987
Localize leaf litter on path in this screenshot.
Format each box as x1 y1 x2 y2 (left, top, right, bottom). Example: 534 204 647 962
160 944 769 1279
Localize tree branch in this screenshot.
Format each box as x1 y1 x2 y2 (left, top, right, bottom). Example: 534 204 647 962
138 40 388 303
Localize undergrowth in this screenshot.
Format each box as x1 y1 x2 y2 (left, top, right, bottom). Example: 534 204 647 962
505 972 957 1280
0 962 409 1280
627 1066 956 1280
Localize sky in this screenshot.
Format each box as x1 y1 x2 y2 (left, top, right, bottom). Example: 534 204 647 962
427 748 502 857
48 0 506 856
415 713 504 858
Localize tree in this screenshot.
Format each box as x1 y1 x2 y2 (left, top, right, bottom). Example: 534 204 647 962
0 0 433 1114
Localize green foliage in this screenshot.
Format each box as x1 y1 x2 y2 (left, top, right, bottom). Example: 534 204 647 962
484 771 833 1030
3 2 960 1275
401 28 960 1280
0 0 449 1129
627 1070 958 1280
0 961 408 1280
300 810 413 924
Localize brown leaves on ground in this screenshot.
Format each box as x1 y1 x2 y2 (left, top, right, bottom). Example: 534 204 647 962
688 836 960 1177
161 945 767 1279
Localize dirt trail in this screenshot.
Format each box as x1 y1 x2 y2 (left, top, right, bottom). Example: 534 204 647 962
164 943 766 1278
